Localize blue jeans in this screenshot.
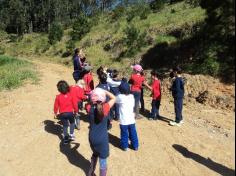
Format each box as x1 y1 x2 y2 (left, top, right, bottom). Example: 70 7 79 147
59 112 75 137
174 98 183 123
132 91 141 116
150 99 161 119
112 103 120 120
120 124 139 149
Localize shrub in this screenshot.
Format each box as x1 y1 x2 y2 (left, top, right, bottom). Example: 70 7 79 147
0 46 5 55
110 6 126 21
48 22 64 45
150 0 165 12
70 15 90 41
123 24 147 57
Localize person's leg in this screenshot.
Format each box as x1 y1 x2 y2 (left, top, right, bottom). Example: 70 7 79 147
174 98 182 123
150 99 157 120
114 103 120 120
99 158 107 176
68 113 75 139
120 125 129 150
178 98 183 122
88 154 98 176
132 91 141 118
128 124 139 150
140 88 145 112
155 100 161 119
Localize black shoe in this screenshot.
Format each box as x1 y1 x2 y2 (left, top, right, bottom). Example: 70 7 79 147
63 136 70 145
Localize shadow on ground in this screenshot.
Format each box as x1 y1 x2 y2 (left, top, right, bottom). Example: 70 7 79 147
173 144 235 176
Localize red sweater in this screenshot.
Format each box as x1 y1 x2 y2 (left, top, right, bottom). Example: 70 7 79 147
130 73 145 92
54 93 77 114
152 79 161 100
83 73 94 95
70 85 86 112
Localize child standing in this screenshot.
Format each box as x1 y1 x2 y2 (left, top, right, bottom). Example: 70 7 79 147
87 88 116 176
129 64 149 119
70 80 87 130
169 66 185 126
147 70 162 120
83 65 94 97
116 80 139 151
54 80 77 144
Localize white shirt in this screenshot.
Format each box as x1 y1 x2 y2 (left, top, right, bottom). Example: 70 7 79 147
116 94 136 125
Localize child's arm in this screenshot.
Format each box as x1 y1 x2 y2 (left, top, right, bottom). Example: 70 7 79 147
143 81 152 91
105 91 116 108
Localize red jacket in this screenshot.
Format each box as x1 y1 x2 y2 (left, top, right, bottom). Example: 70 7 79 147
54 93 77 114
70 85 86 111
130 73 145 92
152 79 161 100
83 73 94 95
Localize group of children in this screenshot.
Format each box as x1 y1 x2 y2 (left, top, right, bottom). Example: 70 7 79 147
53 49 185 176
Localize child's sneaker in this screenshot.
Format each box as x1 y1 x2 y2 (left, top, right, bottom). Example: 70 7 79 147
148 117 153 121
169 121 181 127
122 148 128 151
179 120 184 124
69 134 75 141
63 136 70 145
134 147 138 151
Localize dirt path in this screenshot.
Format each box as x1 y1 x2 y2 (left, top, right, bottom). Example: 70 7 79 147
0 60 235 176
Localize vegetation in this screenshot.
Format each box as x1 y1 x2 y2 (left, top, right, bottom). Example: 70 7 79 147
0 0 234 83
0 55 39 90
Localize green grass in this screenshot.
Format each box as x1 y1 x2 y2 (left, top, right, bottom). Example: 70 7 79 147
0 55 39 91
0 1 206 71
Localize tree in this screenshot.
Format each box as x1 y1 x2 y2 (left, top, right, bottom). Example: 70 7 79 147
48 22 64 45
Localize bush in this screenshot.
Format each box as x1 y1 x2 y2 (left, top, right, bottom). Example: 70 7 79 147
126 4 151 22
150 0 165 12
0 46 5 55
123 24 147 57
110 6 126 21
70 15 90 41
65 39 75 55
48 22 64 45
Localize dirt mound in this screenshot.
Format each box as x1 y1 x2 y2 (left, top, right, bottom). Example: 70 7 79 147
161 74 235 111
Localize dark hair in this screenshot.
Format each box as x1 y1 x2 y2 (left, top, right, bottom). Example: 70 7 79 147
112 69 119 79
98 72 107 84
97 66 104 76
169 71 175 79
94 103 105 124
173 66 182 74
151 70 159 77
57 80 70 94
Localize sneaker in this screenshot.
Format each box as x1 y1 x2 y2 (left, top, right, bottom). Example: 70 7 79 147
148 118 153 121
122 148 128 151
69 135 75 141
63 136 70 145
169 121 181 127
179 120 184 124
134 148 138 151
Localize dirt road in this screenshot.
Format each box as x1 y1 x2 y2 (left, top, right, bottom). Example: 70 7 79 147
0 60 235 176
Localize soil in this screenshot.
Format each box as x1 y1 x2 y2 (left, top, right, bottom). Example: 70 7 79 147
0 60 235 176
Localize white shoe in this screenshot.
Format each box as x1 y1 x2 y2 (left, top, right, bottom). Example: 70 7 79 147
179 120 184 124
169 121 181 127
69 134 75 141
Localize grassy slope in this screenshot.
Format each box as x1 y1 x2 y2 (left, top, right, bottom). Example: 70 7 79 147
0 55 39 91
0 2 205 73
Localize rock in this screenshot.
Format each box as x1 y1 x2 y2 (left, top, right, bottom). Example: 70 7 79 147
196 91 209 104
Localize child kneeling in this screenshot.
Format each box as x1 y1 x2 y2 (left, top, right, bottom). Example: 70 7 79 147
116 80 139 151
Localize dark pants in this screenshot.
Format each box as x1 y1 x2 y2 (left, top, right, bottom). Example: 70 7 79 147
140 88 145 111
59 112 75 137
132 91 141 116
111 104 120 120
150 99 161 119
174 98 183 123
120 124 139 149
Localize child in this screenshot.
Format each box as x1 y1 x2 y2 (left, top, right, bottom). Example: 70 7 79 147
147 70 162 120
87 88 116 176
83 65 94 97
169 66 185 126
54 80 77 144
70 80 87 130
97 71 113 130
129 64 149 119
116 80 139 151
108 69 121 121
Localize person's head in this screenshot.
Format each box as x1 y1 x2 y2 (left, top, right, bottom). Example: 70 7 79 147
173 66 182 76
90 88 106 123
119 80 130 95
151 70 159 79
112 69 119 79
97 66 104 76
98 72 107 84
132 64 143 73
57 80 70 94
74 48 79 57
